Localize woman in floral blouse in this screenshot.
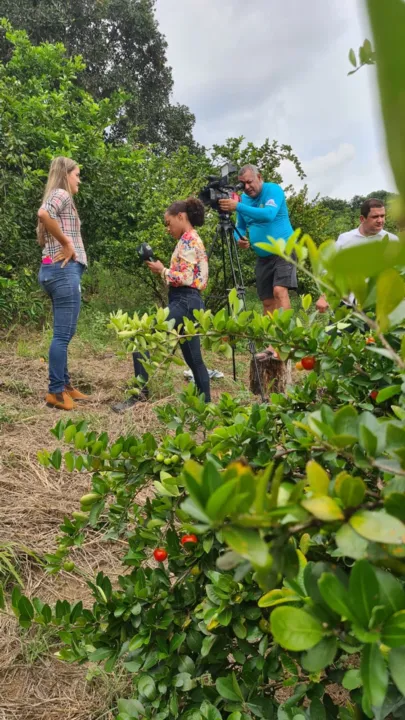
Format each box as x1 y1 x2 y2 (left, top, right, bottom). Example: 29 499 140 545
112 197 211 412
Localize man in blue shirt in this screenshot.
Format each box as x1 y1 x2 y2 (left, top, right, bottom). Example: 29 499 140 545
219 163 296 359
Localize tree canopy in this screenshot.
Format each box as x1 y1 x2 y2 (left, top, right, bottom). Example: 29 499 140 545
0 0 196 149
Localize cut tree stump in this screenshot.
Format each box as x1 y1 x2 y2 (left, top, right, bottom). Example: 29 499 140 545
249 356 292 398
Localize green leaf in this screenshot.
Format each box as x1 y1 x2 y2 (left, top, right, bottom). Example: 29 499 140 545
200 701 222 720
306 460 329 496
376 269 405 332
328 237 405 284
258 588 301 608
309 698 326 720
376 385 402 403
389 647 405 694
18 596 34 621
349 48 357 67
138 674 156 700
375 568 405 615
335 523 368 559
381 610 405 647
301 636 337 672
361 644 388 712
350 511 405 544
215 673 243 702
367 0 405 200
301 496 344 521
232 618 247 639
342 669 362 691
89 647 112 662
334 406 358 438
173 672 194 691
170 632 186 652
217 608 232 626
51 449 62 470
64 424 77 443
270 606 324 651
64 451 75 472
117 698 145 718
336 475 365 508
0 584 4 610
201 635 216 657
74 431 87 450
348 560 379 628
222 527 268 568
318 573 356 621
205 478 239 521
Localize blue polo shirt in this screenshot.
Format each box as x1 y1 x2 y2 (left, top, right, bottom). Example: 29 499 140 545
234 182 293 257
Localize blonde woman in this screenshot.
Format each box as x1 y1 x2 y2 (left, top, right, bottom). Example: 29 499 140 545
37 156 90 410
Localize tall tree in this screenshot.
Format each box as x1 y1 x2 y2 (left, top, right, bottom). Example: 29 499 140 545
0 0 196 149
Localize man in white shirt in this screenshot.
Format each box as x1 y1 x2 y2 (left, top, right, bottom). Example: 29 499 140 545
316 198 398 312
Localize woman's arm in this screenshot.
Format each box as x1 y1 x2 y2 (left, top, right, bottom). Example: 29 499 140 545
37 208 77 265
146 239 198 286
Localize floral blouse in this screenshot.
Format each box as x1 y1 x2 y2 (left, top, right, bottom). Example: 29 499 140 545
162 230 208 290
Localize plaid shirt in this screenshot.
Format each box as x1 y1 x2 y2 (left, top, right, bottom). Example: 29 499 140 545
41 189 87 266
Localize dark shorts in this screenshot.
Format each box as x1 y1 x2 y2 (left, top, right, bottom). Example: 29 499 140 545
255 254 298 301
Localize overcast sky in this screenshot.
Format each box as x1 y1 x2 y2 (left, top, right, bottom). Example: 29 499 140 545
155 0 395 201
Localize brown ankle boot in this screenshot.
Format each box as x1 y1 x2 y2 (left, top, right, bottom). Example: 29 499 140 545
65 384 91 401
45 391 76 410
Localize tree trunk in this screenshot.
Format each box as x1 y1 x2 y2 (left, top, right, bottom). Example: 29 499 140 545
249 356 292 398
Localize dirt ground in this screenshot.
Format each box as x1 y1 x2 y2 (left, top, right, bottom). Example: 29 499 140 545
0 330 248 720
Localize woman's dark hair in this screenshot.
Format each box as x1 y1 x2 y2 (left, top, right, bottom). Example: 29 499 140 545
166 196 205 227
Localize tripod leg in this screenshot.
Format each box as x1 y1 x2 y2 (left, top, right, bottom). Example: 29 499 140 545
225 227 267 402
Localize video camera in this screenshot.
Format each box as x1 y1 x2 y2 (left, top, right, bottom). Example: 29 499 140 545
136 242 155 262
199 162 244 213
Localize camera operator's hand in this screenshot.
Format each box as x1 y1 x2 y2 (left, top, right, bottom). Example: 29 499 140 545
219 198 238 213
146 259 165 275
237 237 250 250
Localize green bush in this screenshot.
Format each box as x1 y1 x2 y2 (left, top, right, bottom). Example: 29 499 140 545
82 262 156 316
8 220 405 719
0 266 48 328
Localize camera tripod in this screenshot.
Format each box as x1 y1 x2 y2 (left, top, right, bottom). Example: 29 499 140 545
208 212 266 403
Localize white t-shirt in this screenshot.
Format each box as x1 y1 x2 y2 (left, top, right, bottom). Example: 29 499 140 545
335 226 398 304
336 226 398 249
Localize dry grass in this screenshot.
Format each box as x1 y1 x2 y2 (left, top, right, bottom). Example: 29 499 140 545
0 328 249 720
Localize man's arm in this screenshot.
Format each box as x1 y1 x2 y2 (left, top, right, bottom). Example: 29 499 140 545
236 185 284 223
234 208 247 241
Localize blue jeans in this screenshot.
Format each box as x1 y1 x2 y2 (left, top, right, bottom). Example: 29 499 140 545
38 261 85 393
133 286 211 402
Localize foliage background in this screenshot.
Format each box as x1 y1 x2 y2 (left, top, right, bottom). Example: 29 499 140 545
0 14 399 327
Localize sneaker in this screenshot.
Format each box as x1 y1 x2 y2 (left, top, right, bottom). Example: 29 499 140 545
45 391 76 411
65 385 91 401
209 369 224 379
111 394 148 414
183 369 224 381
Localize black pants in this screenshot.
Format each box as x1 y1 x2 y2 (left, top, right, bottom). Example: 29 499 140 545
132 286 211 402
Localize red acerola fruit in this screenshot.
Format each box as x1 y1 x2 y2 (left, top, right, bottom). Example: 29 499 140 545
301 356 316 371
153 548 168 562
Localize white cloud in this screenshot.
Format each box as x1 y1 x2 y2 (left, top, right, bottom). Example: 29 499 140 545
155 0 397 200
281 143 356 197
